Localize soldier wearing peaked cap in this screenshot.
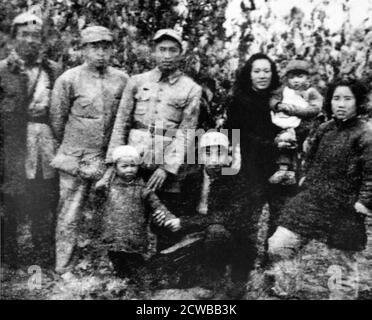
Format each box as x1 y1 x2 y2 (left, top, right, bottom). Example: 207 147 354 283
50 25 128 273
103 28 202 249
1 11 61 267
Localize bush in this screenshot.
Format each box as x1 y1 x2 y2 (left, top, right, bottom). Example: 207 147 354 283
1 0 371 123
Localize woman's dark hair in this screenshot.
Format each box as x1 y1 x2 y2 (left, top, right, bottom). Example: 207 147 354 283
234 53 281 95
324 78 369 118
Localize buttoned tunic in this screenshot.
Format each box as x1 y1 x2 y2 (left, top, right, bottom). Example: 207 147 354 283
51 63 128 179
107 67 202 185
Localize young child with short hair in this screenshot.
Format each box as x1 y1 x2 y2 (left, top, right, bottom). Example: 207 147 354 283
269 59 323 185
99 145 176 278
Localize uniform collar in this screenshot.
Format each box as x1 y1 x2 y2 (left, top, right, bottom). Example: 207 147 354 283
333 115 359 128
153 67 182 85
83 62 111 78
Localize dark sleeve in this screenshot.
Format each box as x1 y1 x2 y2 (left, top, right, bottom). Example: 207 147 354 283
180 214 216 233
227 93 284 169
50 74 72 143
179 176 228 233
303 121 328 173
143 188 176 220
357 122 372 209
226 95 243 131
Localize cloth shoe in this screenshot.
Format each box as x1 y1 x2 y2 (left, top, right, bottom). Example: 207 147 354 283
269 169 297 185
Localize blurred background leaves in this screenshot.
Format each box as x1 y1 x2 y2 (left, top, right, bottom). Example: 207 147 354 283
1 0 372 123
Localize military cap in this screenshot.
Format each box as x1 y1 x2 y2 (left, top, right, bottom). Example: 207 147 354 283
12 12 42 27
153 28 183 49
81 26 113 44
285 60 311 75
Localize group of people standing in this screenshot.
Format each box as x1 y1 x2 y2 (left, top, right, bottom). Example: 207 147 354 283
1 11 371 300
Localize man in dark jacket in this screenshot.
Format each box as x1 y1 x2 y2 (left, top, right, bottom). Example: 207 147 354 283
1 12 60 268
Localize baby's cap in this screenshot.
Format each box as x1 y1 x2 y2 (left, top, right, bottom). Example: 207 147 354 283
200 132 229 150
285 59 311 75
112 145 141 164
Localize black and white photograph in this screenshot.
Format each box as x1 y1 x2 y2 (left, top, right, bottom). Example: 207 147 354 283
0 0 371 301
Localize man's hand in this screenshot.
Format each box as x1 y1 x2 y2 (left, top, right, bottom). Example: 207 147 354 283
152 209 167 226
164 218 181 232
354 202 372 217
147 168 168 191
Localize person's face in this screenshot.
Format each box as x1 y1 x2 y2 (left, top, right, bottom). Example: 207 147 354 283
331 86 357 121
154 39 182 73
116 159 139 180
202 145 229 177
287 72 309 90
83 41 112 70
15 24 42 64
251 59 273 91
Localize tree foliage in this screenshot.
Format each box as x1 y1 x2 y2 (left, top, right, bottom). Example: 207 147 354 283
1 0 371 121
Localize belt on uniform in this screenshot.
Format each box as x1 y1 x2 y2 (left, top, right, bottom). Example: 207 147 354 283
133 121 179 137
28 115 49 124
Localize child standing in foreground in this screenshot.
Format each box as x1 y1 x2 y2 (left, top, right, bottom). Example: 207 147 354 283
269 59 323 185
100 145 176 278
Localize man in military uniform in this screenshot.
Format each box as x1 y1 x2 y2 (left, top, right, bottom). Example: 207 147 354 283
50 26 128 273
106 29 202 209
105 29 202 232
0 12 60 267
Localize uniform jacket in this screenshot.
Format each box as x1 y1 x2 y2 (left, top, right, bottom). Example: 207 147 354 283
280 117 372 251
0 56 60 195
50 63 128 180
106 67 202 185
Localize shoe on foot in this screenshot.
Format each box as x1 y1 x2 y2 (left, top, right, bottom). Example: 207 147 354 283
269 169 288 184
269 170 297 185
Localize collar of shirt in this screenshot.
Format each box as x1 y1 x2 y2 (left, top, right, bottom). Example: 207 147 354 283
82 62 111 79
153 67 183 85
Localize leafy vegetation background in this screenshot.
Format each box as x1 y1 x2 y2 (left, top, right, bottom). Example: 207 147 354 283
1 0 372 122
